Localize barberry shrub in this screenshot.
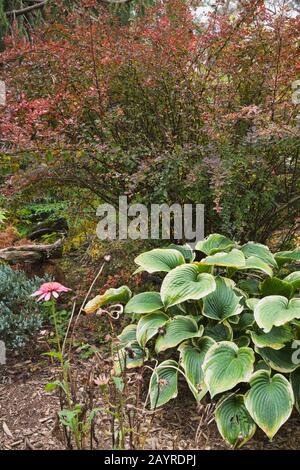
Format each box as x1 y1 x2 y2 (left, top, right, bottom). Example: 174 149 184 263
0 265 49 350
2 1 299 245
107 234 300 448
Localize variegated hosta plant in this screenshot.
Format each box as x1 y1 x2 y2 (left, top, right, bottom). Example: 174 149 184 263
86 234 300 448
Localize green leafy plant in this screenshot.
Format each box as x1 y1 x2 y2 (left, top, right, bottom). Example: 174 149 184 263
112 234 300 448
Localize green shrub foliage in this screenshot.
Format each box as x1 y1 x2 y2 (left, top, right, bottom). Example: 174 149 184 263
115 234 300 447
0 265 49 350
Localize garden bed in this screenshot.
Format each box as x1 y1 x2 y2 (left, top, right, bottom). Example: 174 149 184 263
1 318 300 451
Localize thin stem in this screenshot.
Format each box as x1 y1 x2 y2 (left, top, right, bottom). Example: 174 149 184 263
51 301 62 358
69 262 106 353
62 300 76 357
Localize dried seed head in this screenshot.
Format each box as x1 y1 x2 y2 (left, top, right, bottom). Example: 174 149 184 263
158 327 166 336
125 346 135 359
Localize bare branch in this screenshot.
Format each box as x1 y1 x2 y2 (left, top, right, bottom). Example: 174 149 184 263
6 0 47 18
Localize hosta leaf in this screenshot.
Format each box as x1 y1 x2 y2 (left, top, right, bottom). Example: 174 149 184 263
203 276 243 321
178 337 215 401
161 264 216 308
254 360 271 373
256 343 300 372
116 324 137 349
203 322 233 341
114 341 146 375
191 264 214 274
134 248 185 273
195 234 235 255
275 250 300 267
228 314 240 324
238 278 260 295
249 325 293 350
136 311 169 348
84 286 132 314
233 286 248 300
124 292 163 314
98 286 132 305
168 244 195 262
201 249 246 268
246 298 259 311
150 360 178 409
155 315 204 353
236 336 250 347
290 368 300 414
242 257 273 277
179 301 201 316
283 272 300 291
215 394 256 448
167 303 187 315
244 370 294 439
238 312 255 331
254 296 300 333
260 277 293 299
203 341 255 397
223 277 236 288
240 242 277 267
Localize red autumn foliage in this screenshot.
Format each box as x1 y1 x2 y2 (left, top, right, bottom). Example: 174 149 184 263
0 0 299 243
1 0 299 151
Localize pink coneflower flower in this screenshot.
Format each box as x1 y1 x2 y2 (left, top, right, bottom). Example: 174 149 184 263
31 282 71 302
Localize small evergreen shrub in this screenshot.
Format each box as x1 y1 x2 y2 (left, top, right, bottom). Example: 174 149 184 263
0 264 49 350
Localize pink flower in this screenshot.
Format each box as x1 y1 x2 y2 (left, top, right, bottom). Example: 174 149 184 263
31 282 71 302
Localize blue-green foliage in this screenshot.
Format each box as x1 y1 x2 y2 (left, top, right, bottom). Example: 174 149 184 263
0 264 49 350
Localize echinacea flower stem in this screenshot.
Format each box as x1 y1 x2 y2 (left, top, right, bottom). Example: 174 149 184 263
51 300 62 362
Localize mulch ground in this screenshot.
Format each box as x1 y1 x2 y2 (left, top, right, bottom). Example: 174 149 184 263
1 348 300 450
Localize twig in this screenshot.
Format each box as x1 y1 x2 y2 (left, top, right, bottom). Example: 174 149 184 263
62 300 76 357
68 262 106 352
6 1 47 17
